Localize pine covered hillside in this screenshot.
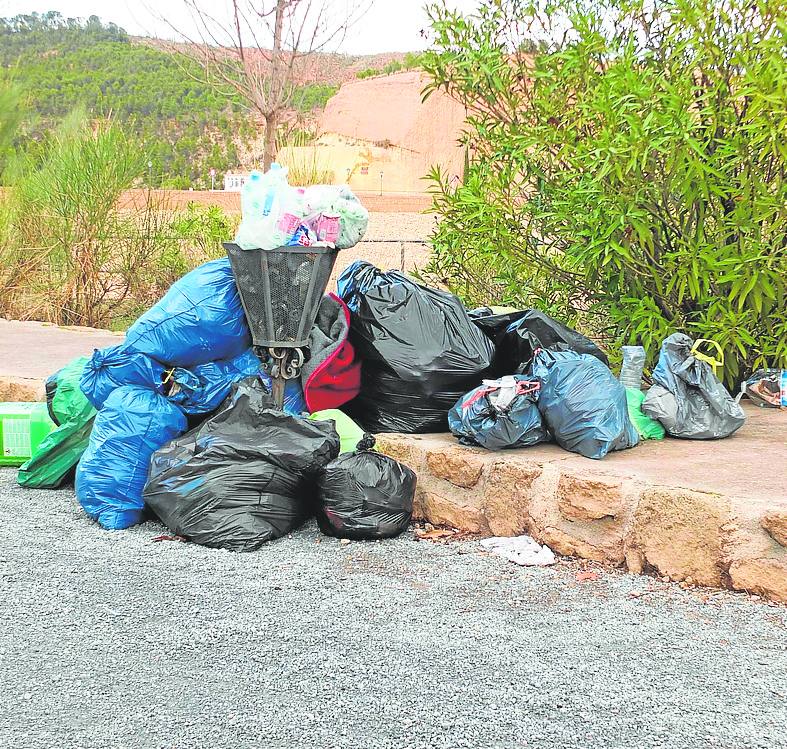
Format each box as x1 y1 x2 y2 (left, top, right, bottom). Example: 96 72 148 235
1 11 408 188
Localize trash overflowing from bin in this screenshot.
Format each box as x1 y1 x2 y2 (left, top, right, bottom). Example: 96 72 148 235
11 167 769 550
234 164 369 251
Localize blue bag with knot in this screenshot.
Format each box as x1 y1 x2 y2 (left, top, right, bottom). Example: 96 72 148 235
80 344 166 410
530 348 638 459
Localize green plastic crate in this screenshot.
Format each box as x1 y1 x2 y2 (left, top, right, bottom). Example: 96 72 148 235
0 402 56 466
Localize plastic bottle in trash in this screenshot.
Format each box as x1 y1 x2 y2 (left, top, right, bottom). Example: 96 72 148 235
619 345 646 389
236 164 297 250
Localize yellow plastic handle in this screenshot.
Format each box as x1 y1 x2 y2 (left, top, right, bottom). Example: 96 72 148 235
690 339 724 375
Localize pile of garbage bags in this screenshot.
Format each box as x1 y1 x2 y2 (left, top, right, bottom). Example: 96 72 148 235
144 378 339 551
16 193 756 547
336 262 639 459
333 263 747 455
17 250 419 539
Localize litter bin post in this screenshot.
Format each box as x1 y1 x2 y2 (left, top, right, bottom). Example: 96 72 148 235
224 242 338 408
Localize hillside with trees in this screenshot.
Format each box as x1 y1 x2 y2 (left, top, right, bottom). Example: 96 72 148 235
1 11 405 187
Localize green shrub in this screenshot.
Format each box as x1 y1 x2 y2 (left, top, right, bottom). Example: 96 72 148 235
292 83 339 113
383 60 403 75
0 110 236 329
6 111 144 325
422 0 787 385
0 80 23 172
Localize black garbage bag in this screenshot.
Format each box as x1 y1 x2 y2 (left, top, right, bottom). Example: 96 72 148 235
143 377 340 551
448 376 549 450
642 333 745 439
530 348 638 459
316 451 416 539
337 261 495 433
44 367 61 426
469 308 608 375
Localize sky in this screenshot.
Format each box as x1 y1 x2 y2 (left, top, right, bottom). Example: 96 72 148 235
0 0 481 54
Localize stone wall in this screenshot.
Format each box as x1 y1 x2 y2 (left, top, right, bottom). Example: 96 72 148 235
377 432 787 604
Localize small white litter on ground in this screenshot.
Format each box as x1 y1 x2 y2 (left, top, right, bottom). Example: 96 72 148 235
480 535 556 566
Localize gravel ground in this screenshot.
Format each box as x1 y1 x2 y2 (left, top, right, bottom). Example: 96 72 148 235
1 469 785 749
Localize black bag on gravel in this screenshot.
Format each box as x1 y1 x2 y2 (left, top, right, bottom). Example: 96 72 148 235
469 308 608 375
337 261 495 433
316 451 416 539
143 377 340 551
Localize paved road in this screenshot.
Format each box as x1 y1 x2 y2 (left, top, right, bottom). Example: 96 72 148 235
1 470 784 749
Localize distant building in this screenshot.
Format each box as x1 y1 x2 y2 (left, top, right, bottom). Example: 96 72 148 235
223 172 249 191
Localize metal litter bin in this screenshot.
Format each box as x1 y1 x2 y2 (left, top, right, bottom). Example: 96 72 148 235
224 242 339 407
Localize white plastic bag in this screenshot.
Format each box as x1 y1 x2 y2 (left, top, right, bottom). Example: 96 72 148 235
480 535 556 566
235 165 300 250
304 184 369 250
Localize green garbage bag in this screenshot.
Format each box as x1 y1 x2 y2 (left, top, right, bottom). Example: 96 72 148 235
625 387 665 441
309 409 374 454
17 357 96 488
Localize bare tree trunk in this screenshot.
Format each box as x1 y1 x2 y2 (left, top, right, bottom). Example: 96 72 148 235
262 0 287 169
263 112 278 170
162 0 374 171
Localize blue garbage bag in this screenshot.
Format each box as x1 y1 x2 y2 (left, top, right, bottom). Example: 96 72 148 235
169 349 306 416
530 348 638 459
76 386 187 529
80 344 166 410
169 349 262 415
124 258 250 368
448 376 549 450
